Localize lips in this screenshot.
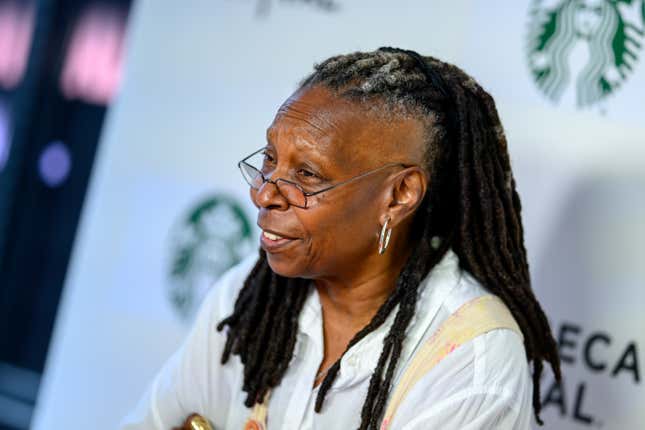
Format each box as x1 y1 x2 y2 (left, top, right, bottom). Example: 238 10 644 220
262 231 285 241
258 225 300 253
261 227 297 240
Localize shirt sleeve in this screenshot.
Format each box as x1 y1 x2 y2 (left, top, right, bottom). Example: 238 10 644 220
118 254 258 430
391 329 533 430
400 388 527 430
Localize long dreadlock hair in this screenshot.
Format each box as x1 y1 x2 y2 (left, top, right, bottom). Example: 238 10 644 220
217 47 562 429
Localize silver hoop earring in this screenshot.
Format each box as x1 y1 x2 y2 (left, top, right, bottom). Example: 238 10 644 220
378 217 392 255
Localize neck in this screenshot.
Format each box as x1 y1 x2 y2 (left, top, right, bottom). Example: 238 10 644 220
314 236 413 329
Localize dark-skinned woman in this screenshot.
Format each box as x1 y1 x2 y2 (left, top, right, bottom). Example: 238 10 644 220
121 48 561 430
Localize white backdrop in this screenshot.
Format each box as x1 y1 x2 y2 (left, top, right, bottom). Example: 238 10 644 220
32 0 645 429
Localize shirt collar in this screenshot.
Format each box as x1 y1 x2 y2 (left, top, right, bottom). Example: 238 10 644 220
296 249 463 390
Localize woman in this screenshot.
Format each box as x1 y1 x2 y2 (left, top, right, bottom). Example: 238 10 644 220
121 47 561 430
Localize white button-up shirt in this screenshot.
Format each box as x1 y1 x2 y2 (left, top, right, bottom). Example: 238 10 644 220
120 249 533 429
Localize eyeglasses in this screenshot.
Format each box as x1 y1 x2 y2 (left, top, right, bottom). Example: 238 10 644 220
238 147 409 209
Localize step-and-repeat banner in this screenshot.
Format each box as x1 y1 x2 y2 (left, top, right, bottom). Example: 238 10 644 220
32 0 644 429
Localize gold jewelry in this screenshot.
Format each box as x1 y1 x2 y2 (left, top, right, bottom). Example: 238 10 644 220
180 414 213 430
378 216 392 255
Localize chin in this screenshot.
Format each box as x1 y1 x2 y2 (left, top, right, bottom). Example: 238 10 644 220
265 253 307 279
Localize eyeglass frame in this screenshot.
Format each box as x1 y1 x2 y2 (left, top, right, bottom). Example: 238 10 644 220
237 146 413 209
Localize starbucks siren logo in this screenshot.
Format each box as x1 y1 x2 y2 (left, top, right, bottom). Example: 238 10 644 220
527 0 645 108
168 194 254 321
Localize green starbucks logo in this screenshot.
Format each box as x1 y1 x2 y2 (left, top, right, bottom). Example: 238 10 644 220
527 0 645 108
167 194 254 321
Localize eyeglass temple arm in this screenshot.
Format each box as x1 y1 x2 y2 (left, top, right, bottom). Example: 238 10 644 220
303 163 409 197
238 147 411 197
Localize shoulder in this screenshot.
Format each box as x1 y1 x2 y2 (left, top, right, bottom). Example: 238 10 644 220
440 270 531 398
390 270 533 429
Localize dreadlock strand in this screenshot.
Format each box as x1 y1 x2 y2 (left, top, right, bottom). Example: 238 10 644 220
241 273 277 403
218 253 270 363
358 337 395 429
313 284 405 413
267 278 304 381
427 60 560 424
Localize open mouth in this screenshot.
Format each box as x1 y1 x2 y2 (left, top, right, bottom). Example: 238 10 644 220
260 230 298 252
262 231 287 241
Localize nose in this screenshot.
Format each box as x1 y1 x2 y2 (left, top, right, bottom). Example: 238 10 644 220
252 176 290 211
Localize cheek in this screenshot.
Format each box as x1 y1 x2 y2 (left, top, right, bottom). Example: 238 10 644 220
264 189 383 278
301 192 380 264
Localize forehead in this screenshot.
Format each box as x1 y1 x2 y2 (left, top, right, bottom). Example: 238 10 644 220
267 86 360 157
266 85 426 168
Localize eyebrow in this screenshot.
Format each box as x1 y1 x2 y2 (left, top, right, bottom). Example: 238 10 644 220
263 133 336 178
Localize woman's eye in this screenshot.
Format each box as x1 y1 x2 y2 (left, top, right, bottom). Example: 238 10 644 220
262 151 275 162
298 169 318 179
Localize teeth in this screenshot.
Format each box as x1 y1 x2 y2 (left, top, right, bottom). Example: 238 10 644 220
263 231 284 241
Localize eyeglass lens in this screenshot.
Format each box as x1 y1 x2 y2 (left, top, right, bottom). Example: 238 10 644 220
240 162 307 208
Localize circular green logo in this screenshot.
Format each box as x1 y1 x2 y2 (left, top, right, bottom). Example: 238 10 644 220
167 194 254 321
527 0 645 108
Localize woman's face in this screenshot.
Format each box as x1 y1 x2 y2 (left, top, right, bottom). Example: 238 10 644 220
252 85 426 280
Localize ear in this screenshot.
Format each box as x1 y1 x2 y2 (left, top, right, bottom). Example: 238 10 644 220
381 167 428 228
